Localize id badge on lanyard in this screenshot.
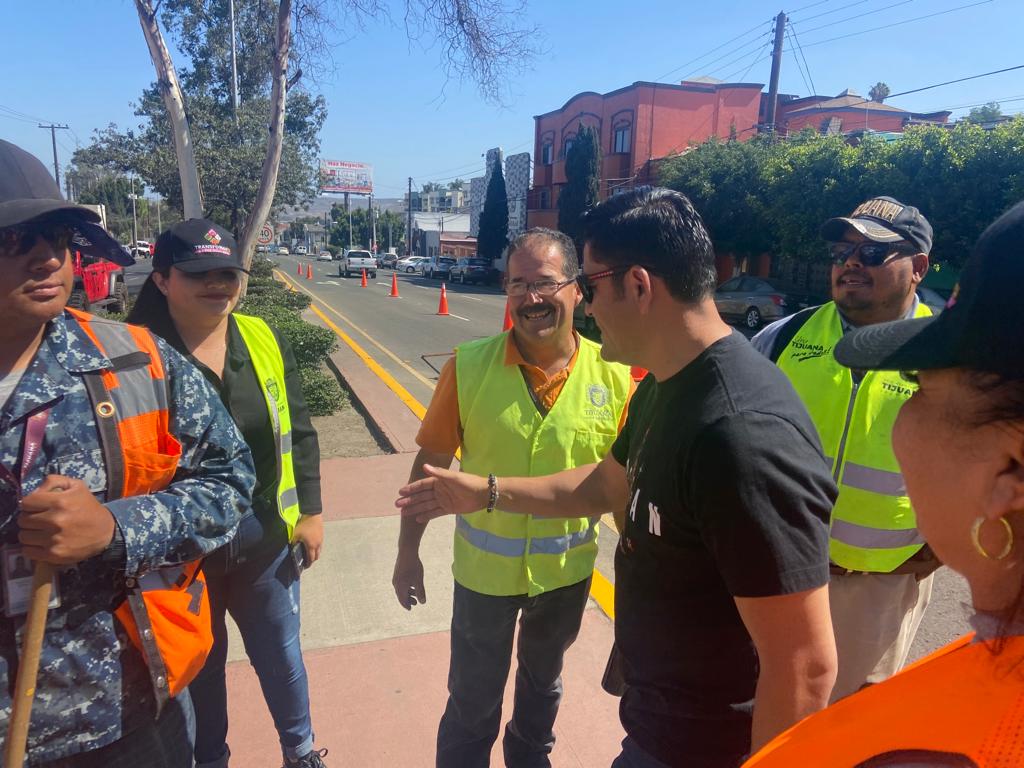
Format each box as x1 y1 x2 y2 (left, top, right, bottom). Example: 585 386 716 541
1 409 60 618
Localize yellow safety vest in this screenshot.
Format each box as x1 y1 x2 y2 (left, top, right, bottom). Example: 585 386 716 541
777 302 932 572
233 313 301 539
454 333 631 596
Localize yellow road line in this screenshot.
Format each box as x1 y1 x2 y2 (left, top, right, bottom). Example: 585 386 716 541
275 267 616 620
276 269 438 391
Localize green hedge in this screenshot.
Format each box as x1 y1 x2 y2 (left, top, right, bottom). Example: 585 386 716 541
238 256 345 416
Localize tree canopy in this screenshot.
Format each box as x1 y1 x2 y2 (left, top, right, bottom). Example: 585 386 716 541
658 119 1024 271
557 125 601 246
968 102 1003 123
868 82 890 103
476 157 509 261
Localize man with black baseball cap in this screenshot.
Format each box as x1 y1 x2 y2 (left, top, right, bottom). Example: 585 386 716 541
752 195 939 701
0 139 253 765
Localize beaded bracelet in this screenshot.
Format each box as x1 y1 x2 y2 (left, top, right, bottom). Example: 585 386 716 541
486 473 498 513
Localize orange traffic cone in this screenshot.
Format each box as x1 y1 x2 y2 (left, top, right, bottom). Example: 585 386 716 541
502 300 513 331
360 268 368 288
437 283 450 316
297 263 302 275
306 263 312 280
388 272 400 298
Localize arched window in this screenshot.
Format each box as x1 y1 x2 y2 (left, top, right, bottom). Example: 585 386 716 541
613 122 632 153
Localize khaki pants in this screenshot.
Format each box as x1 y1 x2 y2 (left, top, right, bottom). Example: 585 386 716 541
828 570 935 702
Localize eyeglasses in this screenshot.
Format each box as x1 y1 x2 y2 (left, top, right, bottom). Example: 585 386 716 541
575 265 665 303
828 241 916 268
506 277 576 298
0 218 76 257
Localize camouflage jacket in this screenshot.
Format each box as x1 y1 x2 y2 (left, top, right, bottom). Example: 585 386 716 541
0 311 254 763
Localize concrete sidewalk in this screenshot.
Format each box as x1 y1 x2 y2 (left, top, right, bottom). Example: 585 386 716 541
223 319 624 766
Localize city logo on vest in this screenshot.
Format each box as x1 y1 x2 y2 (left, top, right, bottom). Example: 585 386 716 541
790 336 832 363
265 377 280 401
584 383 612 421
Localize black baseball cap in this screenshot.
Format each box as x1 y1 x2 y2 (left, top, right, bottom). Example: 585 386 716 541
0 139 134 266
153 218 247 274
821 196 933 255
835 199 1024 378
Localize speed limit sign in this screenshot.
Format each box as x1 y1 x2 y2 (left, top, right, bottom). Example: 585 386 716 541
257 224 274 245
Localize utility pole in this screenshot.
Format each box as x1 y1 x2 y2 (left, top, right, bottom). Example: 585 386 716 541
348 204 354 249
369 194 377 252
763 11 788 133
407 177 413 256
38 124 70 188
229 0 240 125
156 198 162 232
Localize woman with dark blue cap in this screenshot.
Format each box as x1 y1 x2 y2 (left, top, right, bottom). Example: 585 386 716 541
745 201 1024 767
128 219 328 768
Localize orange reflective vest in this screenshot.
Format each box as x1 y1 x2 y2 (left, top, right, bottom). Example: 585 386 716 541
744 633 1024 767
70 309 212 709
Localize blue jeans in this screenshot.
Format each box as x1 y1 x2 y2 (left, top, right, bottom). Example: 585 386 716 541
436 578 591 768
37 689 194 768
190 513 314 768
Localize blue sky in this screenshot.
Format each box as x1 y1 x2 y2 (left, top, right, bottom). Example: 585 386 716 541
3 0 1021 200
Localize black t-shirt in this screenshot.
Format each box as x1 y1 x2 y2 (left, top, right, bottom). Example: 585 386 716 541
611 331 836 767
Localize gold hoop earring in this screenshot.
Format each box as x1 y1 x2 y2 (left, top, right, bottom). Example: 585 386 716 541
971 517 1014 561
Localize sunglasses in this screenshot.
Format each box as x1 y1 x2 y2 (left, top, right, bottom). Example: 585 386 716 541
576 264 665 303
828 241 916 268
505 277 576 298
0 218 76 257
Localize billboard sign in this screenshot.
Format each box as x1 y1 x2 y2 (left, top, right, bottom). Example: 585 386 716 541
321 159 373 195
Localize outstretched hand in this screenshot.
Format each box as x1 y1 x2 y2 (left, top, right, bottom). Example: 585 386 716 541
395 464 489 523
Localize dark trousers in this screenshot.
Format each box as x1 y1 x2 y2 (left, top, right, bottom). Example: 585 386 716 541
36 690 194 768
436 578 591 768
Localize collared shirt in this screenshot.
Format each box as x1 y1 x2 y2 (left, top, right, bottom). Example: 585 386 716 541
417 331 634 455
0 311 253 763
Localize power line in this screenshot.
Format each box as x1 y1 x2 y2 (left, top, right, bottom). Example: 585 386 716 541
886 63 1024 99
654 18 773 82
785 27 814 97
0 103 54 124
798 0 916 35
684 26 776 81
788 0 835 13
798 0 996 49
789 0 875 25
787 21 818 96
721 37 775 82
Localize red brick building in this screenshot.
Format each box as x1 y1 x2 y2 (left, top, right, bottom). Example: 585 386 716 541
527 82 950 232
776 89 950 135
527 78 763 229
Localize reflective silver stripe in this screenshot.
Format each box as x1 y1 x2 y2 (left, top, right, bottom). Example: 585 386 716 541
529 527 596 555
281 430 292 455
279 486 299 511
109 368 168 419
87 319 141 359
831 519 923 549
841 462 906 497
456 517 596 558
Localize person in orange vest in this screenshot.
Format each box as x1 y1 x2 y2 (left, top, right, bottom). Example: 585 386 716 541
0 141 253 764
744 200 1024 767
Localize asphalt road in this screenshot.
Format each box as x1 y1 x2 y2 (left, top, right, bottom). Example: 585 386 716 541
123 257 153 295
270 253 972 662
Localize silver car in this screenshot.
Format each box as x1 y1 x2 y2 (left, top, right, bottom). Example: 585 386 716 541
714 275 822 330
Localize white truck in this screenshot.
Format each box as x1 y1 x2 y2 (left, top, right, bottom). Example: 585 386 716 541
339 249 377 279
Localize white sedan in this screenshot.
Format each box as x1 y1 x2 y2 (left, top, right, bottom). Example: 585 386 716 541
317 251 334 262
396 256 428 273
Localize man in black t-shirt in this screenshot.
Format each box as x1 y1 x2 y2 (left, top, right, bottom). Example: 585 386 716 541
397 188 839 768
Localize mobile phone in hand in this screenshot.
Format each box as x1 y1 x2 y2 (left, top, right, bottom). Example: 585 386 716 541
289 541 308 577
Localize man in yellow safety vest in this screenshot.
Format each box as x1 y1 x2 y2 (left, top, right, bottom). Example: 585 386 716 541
391 227 632 767
752 196 940 701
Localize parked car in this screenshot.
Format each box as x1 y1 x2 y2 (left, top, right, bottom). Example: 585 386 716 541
70 249 130 315
277 245 290 255
714 275 823 329
449 257 495 285
380 253 399 269
255 244 269 253
917 286 948 315
396 256 428 273
295 245 309 256
317 250 334 262
423 256 457 280
339 249 377 278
